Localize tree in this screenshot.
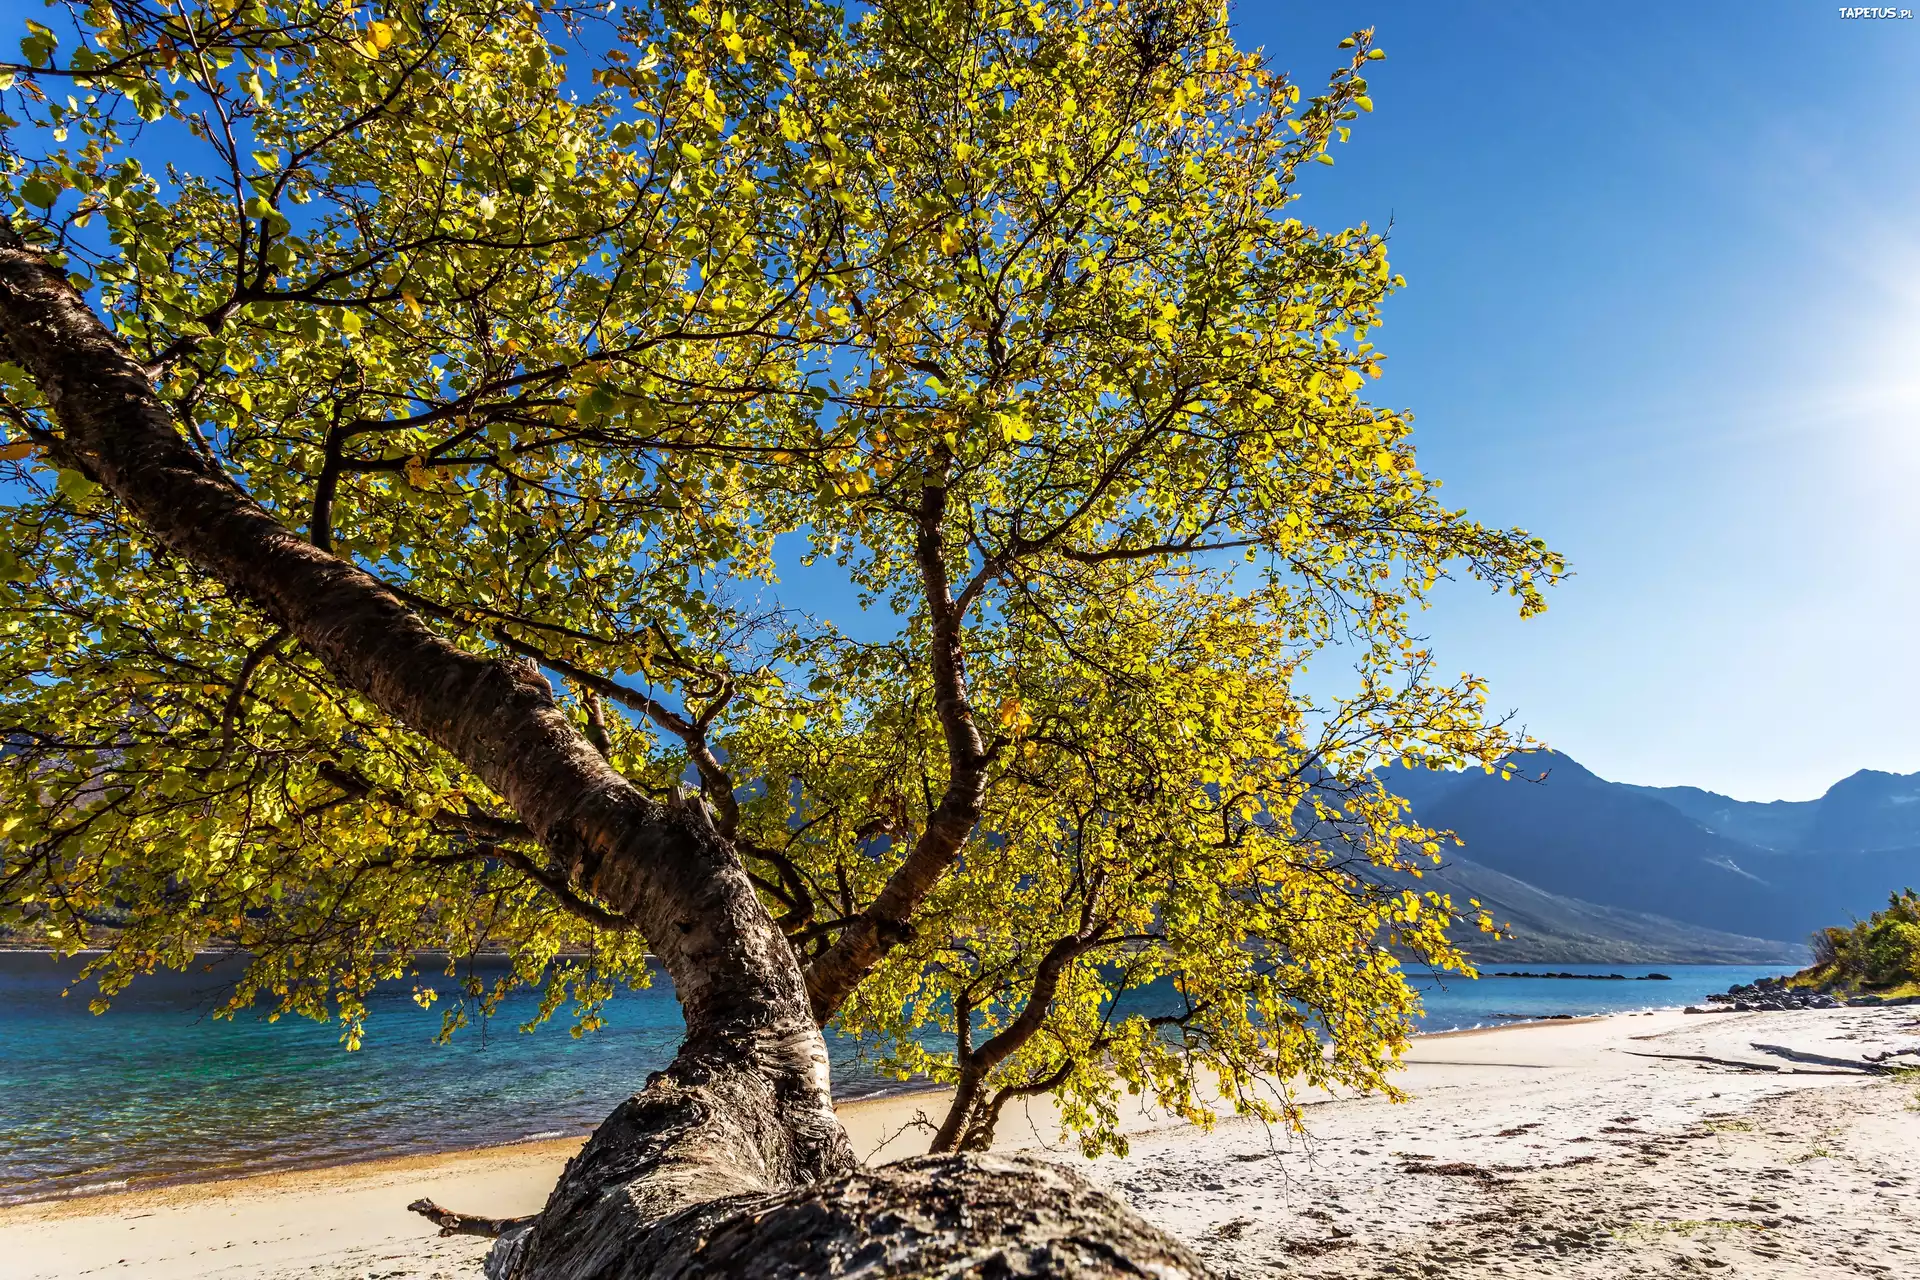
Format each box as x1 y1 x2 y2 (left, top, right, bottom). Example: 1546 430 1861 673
0 1 1561 1275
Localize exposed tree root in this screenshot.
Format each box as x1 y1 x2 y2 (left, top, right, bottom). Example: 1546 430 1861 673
406 1199 531 1239
488 1151 1209 1280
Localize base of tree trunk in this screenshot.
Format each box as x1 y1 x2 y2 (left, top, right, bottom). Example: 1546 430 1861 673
486 1151 1209 1280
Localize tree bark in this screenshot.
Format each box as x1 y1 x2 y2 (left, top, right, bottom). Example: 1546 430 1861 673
489 1152 1207 1280
0 225 1211 1279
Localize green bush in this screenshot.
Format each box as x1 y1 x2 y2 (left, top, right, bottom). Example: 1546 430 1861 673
1804 890 1920 991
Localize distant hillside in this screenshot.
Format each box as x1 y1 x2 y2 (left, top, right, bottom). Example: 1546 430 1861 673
1622 767 1920 854
1615 783 1817 850
1380 753 1920 957
1804 770 1920 853
1428 854 1805 965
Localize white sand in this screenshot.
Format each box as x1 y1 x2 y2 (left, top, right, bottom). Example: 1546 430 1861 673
4 1006 1916 1278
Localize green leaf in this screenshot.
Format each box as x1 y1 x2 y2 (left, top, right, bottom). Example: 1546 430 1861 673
55 468 99 503
19 22 56 68
19 177 57 209
132 84 165 122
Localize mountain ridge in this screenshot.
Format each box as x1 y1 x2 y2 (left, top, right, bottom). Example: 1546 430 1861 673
1382 753 1920 963
1619 766 1920 853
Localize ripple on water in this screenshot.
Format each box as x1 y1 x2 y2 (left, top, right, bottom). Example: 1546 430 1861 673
0 955 1793 1203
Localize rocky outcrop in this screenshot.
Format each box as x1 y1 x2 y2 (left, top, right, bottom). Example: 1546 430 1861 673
1489 972 1672 980
1703 975 1918 1012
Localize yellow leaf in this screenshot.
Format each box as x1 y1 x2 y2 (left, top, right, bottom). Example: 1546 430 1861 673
0 440 34 461
997 696 1032 734
367 20 394 50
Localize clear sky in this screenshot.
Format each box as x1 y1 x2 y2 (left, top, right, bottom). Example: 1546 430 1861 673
14 0 1911 800
1212 2 1920 801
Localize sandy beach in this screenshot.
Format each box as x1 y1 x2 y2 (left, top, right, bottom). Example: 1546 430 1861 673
4 1005 1916 1279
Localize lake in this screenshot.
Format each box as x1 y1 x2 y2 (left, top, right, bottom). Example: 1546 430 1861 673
0 953 1791 1205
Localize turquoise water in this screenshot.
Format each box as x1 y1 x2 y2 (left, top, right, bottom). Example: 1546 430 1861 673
0 955 1791 1204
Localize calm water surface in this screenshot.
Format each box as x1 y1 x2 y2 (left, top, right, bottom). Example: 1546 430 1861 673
0 954 1791 1203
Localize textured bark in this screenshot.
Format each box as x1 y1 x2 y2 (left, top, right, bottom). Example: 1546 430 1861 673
490 1153 1208 1280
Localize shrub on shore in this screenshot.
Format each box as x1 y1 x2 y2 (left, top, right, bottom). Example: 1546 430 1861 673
1795 890 1920 996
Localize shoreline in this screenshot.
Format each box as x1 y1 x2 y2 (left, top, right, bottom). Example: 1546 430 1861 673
0 1080 957 1215
0 1013 1622 1214
1 958 1799 1213
4 1004 1914 1279
0 1084 963 1218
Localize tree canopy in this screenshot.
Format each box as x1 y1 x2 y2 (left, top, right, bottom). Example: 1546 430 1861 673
0 0 1563 1165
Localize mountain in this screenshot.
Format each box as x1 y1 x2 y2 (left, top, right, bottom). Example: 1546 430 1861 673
1380 753 1920 961
1803 769 1920 854
1427 853 1805 964
1389 753 1809 940
1615 783 1817 850
1621 767 1920 853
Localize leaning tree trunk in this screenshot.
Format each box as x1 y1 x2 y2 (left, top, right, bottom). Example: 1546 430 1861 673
0 222 1209 1280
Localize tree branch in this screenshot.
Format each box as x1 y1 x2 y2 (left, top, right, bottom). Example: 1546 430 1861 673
493 631 741 833
931 929 1107 1152
213 627 287 762
803 471 993 1023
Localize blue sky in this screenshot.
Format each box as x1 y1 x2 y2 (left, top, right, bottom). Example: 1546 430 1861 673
8 0 1911 800
1212 2 1920 801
